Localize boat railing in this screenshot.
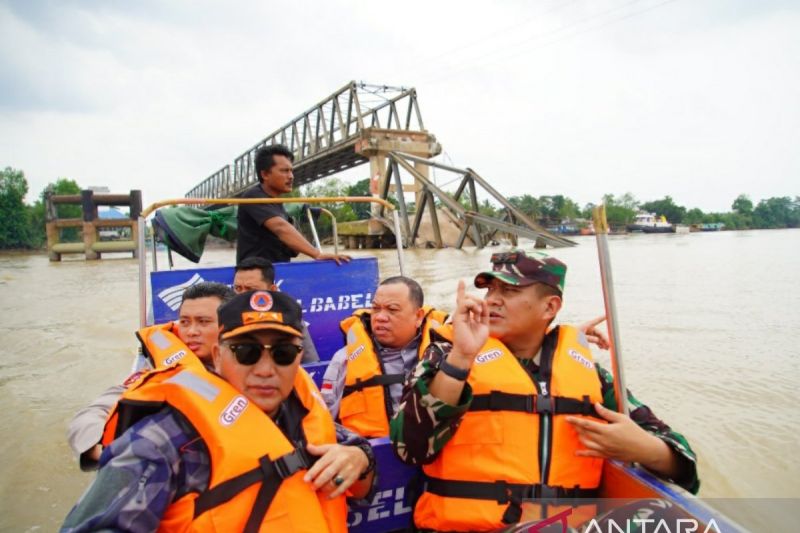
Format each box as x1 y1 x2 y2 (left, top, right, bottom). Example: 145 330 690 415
137 196 405 329
304 205 339 255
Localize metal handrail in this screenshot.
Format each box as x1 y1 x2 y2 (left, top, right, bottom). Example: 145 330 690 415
140 196 395 218
304 206 340 256
306 208 323 251
137 196 404 328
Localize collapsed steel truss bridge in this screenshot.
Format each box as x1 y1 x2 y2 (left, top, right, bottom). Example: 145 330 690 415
185 81 574 249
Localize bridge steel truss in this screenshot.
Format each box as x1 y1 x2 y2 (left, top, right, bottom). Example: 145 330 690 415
185 81 434 199
377 152 576 250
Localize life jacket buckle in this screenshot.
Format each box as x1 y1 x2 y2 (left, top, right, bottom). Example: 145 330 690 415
494 479 510 504
499 481 524 525
272 447 312 480
536 484 560 500
535 395 554 414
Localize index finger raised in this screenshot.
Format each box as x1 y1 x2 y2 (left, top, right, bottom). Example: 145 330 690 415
456 279 466 305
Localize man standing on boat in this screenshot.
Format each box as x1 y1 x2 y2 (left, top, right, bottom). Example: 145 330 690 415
61 290 375 532
236 144 351 265
390 250 699 532
321 276 448 437
66 282 235 471
234 256 320 363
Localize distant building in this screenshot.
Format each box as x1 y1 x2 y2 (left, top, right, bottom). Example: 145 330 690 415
98 207 129 240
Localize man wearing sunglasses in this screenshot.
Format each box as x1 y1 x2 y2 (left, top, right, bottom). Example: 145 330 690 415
390 250 698 532
234 256 320 363
63 290 375 532
66 282 235 471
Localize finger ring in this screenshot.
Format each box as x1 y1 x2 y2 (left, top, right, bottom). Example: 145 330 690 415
333 475 345 486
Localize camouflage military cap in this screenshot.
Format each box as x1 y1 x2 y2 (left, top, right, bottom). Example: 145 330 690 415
474 249 566 294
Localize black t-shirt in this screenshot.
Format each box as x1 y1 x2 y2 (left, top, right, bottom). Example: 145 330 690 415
236 183 299 263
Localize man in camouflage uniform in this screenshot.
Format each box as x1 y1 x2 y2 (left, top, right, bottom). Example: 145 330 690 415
390 250 698 532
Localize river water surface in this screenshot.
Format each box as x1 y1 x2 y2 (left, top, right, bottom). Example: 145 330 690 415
1 229 798 531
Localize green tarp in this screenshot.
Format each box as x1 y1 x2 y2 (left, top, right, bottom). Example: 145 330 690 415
153 206 237 263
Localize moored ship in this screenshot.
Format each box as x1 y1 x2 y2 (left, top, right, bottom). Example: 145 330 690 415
627 212 675 233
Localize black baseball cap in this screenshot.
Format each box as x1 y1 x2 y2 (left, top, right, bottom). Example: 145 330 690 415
218 290 303 340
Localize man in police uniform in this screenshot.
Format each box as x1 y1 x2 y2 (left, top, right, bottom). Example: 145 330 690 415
321 276 448 437
62 290 375 532
390 250 698 532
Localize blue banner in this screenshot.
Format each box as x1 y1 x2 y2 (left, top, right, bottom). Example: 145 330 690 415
150 257 379 360
350 438 419 533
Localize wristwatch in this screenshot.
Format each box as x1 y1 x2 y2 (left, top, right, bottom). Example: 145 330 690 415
356 441 376 480
438 356 470 381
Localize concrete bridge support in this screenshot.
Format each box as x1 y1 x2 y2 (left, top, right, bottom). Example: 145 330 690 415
355 128 441 248
45 189 142 261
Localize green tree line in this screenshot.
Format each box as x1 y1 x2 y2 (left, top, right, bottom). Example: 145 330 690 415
504 192 800 230
3 166 797 249
0 167 81 249
294 177 400 239
299 177 799 232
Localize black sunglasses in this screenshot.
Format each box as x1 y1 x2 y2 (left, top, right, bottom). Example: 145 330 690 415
225 342 302 366
490 252 520 265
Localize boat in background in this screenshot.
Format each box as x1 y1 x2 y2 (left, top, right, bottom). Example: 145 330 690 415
700 222 725 231
547 222 580 236
580 220 596 236
627 212 675 233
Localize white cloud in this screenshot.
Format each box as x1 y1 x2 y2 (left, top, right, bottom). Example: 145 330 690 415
1 0 797 212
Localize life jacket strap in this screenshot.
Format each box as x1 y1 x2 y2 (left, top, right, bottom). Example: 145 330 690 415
244 458 284 533
425 477 598 525
425 476 598 505
193 446 314 521
470 391 600 418
342 373 405 397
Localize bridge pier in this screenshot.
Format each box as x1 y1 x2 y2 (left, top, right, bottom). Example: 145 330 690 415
45 189 142 261
356 128 442 248
368 152 387 228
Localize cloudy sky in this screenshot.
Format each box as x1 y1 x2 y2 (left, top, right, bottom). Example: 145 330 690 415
1 0 798 213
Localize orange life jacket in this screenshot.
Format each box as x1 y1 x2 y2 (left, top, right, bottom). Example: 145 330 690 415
103 364 347 533
136 322 206 370
338 306 448 437
415 324 604 532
